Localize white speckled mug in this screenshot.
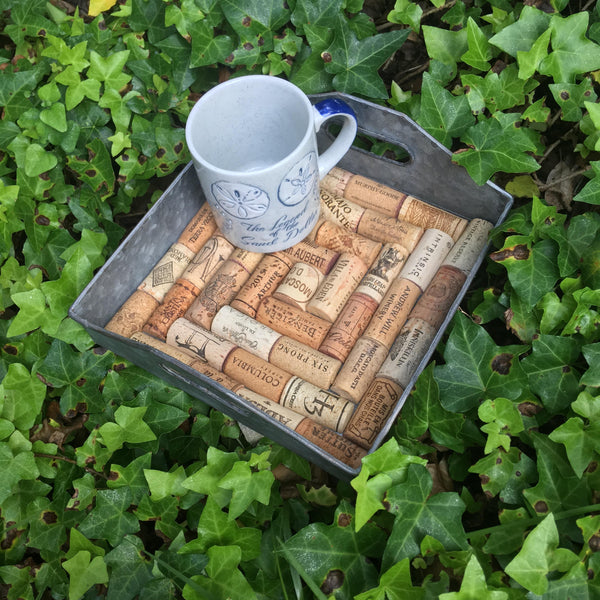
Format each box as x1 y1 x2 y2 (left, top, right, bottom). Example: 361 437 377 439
185 75 357 252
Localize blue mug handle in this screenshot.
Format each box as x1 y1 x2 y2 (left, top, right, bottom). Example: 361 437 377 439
313 98 358 179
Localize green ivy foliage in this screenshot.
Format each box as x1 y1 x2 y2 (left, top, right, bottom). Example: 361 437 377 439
1 0 600 598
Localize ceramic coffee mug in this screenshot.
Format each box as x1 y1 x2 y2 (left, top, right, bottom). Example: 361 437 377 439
185 75 357 252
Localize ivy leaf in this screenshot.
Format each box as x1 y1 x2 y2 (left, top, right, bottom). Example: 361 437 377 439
574 161 600 205
505 514 579 595
434 312 528 412
37 340 114 415
291 0 343 35
78 488 140 546
7 288 50 338
439 555 509 599
469 446 536 502
0 70 41 121
128 0 175 44
490 236 560 306
561 287 600 341
282 501 385 597
218 460 275 520
581 342 600 386
460 17 493 71
523 433 592 515
387 0 423 33
0 363 46 431
423 26 468 70
323 24 410 98
104 536 153 600
24 143 58 177
62 551 109 600
98 406 157 452
549 417 600 478
39 103 68 133
182 447 239 507
549 79 597 122
290 49 335 94
539 12 600 84
418 72 475 147
0 442 40 505
394 363 465 453
179 496 262 561
354 559 424 600
185 545 257 600
144 465 188 501
221 0 291 43
488 6 551 57
382 464 468 570
66 138 115 199
454 112 541 185
478 397 524 453
351 439 427 531
521 335 581 413
517 29 550 80
107 452 152 504
189 21 233 67
88 50 131 91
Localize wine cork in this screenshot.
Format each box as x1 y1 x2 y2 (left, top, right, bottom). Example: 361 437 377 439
131 330 243 392
398 198 467 241
318 292 379 362
343 377 403 449
185 248 263 329
281 239 339 275
272 262 324 310
105 290 159 338
269 336 342 389
295 418 367 468
222 347 293 402
355 243 409 304
399 228 454 291
409 265 467 329
229 252 294 318
143 280 200 340
143 236 234 340
130 330 197 365
211 305 281 361
255 296 331 349
177 203 219 253
137 242 197 302
357 209 423 252
321 167 407 217
189 359 244 392
320 166 353 197
319 187 365 231
362 278 421 349
442 218 493 274
377 317 438 388
280 377 355 433
237 388 306 430
180 235 235 289
306 253 368 322
312 220 382 267
331 336 389 403
166 317 236 370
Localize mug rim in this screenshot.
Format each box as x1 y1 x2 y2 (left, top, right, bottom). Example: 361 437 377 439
185 74 315 177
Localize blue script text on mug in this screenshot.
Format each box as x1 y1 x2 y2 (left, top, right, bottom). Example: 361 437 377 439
185 75 357 252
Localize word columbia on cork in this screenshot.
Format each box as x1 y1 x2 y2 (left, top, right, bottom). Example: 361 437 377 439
102 166 493 470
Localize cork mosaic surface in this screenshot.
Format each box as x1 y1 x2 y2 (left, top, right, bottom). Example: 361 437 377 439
105 167 493 469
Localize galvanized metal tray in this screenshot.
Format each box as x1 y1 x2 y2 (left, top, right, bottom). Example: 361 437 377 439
69 92 513 480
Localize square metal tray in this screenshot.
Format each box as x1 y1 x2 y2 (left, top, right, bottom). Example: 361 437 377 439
69 92 513 480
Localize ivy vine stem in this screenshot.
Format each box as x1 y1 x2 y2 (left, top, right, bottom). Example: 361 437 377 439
467 503 600 540
33 452 109 480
